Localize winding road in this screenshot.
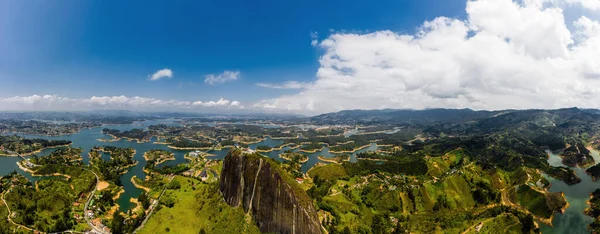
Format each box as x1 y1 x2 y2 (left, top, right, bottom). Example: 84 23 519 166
83 168 105 234
1 190 36 232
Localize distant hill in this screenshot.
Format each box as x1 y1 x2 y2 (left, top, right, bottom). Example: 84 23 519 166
309 108 500 125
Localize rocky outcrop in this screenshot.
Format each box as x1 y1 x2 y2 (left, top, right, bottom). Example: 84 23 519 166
220 150 322 234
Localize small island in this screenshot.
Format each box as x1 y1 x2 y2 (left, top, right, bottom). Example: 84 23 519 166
587 164 600 182
144 149 175 165
279 151 308 163
166 138 213 150
560 141 594 167
546 166 582 185
102 128 155 143
256 145 273 152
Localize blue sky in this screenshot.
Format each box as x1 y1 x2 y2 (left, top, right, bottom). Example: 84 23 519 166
0 0 465 101
2 0 600 114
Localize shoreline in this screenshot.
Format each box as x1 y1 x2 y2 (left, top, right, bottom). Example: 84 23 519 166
329 144 371 154
279 153 309 163
131 175 151 193
17 161 72 179
317 155 349 164
113 188 125 201
167 145 212 150
357 157 388 162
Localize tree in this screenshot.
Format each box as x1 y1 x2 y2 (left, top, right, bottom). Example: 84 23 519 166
139 192 150 209
111 213 125 234
371 214 388 234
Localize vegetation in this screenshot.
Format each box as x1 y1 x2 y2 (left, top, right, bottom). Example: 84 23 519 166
90 146 136 185
144 149 174 165
586 189 600 232
0 135 71 155
168 139 212 149
587 164 600 181
2 150 95 233
256 145 272 151
138 176 260 234
560 140 594 167
102 128 155 141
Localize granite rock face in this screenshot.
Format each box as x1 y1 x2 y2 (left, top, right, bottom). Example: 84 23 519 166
220 150 322 234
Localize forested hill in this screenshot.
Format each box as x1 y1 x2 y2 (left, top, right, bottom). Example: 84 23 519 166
309 108 500 125
309 107 600 128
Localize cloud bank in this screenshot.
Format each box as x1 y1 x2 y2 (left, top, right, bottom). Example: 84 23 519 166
255 0 600 114
0 95 242 111
148 68 173 80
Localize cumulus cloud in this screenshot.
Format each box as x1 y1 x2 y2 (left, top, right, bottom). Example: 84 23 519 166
256 81 312 89
0 95 242 111
148 68 173 81
204 70 240 85
254 0 600 115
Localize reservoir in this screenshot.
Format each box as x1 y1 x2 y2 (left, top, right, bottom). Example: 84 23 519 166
0 121 378 213
539 150 600 234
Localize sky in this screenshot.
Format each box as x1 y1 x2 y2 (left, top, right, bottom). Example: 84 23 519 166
1 0 600 115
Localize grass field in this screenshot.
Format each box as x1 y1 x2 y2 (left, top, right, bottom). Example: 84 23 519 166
308 163 348 180
465 213 522 234
138 176 259 234
513 185 552 218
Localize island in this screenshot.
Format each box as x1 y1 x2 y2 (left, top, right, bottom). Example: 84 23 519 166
560 141 594 167
144 149 175 165
0 135 71 156
102 128 155 143
279 151 309 163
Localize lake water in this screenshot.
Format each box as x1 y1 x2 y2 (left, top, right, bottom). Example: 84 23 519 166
539 150 600 234
0 121 379 213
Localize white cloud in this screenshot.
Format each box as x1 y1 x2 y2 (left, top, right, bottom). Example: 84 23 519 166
253 0 600 115
0 95 242 111
148 68 173 81
256 81 312 89
204 70 240 85
311 32 319 46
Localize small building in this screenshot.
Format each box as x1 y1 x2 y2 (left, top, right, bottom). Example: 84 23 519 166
189 152 198 157
243 148 255 154
200 170 209 181
295 178 304 184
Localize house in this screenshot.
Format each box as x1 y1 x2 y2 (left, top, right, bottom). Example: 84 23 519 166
189 152 198 157
295 178 304 184
200 170 209 181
